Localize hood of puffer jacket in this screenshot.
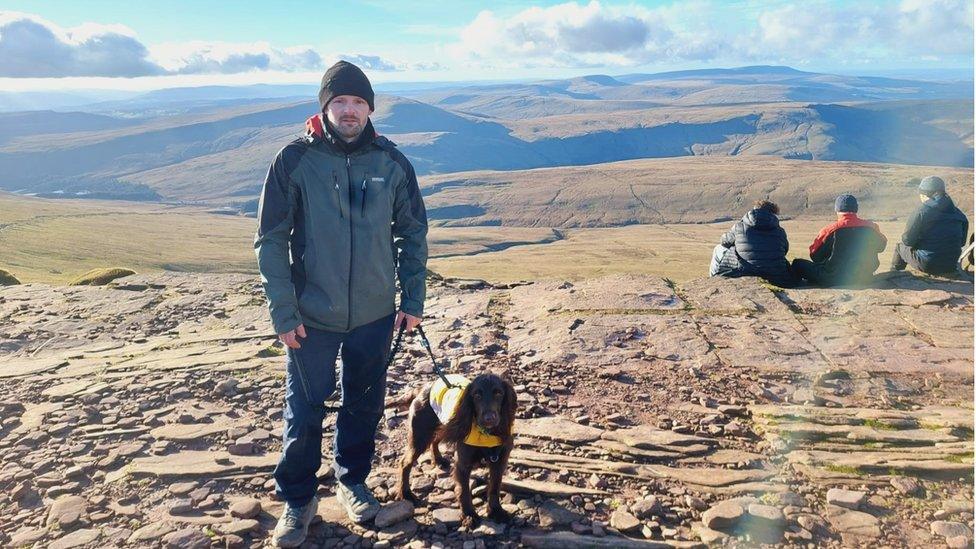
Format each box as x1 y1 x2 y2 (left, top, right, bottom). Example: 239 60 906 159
742 207 780 231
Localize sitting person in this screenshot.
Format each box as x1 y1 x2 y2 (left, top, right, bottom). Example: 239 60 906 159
792 194 887 287
710 200 796 287
891 175 969 276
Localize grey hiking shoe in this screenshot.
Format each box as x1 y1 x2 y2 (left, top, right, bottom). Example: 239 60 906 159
272 496 318 548
335 482 380 523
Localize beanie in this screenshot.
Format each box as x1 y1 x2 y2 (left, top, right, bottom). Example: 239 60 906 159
834 194 858 213
918 175 946 197
319 61 375 111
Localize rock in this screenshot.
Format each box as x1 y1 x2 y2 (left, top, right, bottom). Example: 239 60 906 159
518 417 605 444
431 507 462 526
538 500 582 528
47 495 88 528
826 505 881 541
609 509 640 533
747 503 785 543
521 531 674 548
229 498 262 519
215 378 238 396
169 481 199 496
931 521 971 540
946 535 971 548
631 495 662 518
692 521 729 545
49 528 101 549
169 498 194 514
375 500 414 528
942 499 975 516
227 441 253 455
163 528 213 549
217 519 259 535
686 495 708 511
890 476 923 496
128 521 177 544
224 534 245 549
701 500 745 531
9 526 47 547
826 488 866 510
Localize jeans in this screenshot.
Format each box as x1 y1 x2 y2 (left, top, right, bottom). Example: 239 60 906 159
273 312 395 506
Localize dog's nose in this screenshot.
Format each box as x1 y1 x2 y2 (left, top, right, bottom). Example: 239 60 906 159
482 412 499 427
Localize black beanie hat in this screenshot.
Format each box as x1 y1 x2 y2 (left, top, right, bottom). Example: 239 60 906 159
834 193 858 213
319 61 375 111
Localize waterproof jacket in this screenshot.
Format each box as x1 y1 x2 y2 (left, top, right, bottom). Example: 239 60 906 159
715 208 794 286
901 194 969 273
808 213 887 285
255 114 428 334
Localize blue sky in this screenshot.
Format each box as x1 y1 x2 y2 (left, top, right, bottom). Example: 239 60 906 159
0 0 971 90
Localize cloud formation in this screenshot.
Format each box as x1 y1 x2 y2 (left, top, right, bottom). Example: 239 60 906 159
0 12 403 78
0 13 164 77
450 0 974 69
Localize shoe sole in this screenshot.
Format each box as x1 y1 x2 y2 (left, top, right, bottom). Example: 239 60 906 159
272 498 319 548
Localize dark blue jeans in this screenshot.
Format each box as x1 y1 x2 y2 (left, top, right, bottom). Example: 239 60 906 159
273 312 395 506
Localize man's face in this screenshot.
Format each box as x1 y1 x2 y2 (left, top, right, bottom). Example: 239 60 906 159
326 95 371 141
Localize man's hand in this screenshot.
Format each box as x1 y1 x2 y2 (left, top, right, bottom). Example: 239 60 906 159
393 311 422 334
279 324 306 350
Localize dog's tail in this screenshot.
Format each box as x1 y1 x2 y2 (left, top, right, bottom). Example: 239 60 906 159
384 388 416 412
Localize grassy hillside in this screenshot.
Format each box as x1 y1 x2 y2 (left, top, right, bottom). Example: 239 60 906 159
421 156 974 228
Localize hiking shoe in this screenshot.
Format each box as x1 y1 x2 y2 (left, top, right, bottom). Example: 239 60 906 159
272 496 318 548
335 482 380 523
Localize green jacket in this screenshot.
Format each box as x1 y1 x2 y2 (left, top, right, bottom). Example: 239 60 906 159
255 116 428 334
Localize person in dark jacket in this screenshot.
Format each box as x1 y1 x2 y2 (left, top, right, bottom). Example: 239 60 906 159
255 61 428 547
792 194 886 287
890 175 969 276
710 200 796 287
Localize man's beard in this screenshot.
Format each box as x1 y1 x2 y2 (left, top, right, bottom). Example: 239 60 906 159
336 119 365 140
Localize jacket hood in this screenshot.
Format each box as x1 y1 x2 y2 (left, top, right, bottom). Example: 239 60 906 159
743 208 780 230
924 193 955 212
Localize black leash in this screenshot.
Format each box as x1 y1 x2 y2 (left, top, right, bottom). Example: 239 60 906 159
416 324 455 389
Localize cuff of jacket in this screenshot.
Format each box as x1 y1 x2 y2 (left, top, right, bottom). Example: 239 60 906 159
399 297 424 318
271 310 303 335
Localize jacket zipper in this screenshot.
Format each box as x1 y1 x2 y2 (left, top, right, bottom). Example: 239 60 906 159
345 155 354 331
361 171 368 218
333 172 343 218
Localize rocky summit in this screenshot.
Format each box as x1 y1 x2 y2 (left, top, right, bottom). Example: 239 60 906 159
0 271 972 548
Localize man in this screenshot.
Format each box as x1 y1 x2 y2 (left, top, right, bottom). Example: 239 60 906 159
792 194 886 287
891 175 969 276
710 199 796 287
255 60 428 548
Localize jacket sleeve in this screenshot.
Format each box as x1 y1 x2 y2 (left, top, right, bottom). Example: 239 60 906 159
901 207 926 247
780 228 790 255
809 225 832 256
391 154 429 317
875 227 888 253
254 148 302 334
810 232 833 263
719 224 738 248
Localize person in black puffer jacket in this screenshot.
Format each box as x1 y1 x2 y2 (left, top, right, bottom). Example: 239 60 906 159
709 200 796 287
891 175 969 275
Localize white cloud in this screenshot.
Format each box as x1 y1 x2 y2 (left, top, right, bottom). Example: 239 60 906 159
0 12 165 77
152 41 326 74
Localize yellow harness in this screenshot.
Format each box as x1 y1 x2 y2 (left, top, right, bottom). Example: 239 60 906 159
429 374 504 448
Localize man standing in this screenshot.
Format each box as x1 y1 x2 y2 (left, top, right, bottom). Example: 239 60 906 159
792 194 886 287
255 60 428 548
891 175 969 276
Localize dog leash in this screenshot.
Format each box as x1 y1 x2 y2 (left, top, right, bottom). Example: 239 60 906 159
416 324 455 389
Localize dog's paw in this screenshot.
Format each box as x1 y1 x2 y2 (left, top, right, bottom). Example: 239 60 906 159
395 488 418 504
461 513 482 529
488 506 511 523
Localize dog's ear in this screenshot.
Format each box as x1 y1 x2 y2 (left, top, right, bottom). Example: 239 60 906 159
442 385 474 445
501 379 518 439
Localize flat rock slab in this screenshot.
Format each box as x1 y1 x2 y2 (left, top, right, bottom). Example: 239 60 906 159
521 530 694 548
681 276 792 315
826 504 882 541
502 477 607 497
601 425 716 450
518 417 604 444
151 421 241 441
105 450 277 482
509 275 684 315
0 356 68 378
48 528 101 549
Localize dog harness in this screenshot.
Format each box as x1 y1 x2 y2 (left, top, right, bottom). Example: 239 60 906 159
429 374 504 448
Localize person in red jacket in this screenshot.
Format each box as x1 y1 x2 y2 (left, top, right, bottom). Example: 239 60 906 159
792 194 887 287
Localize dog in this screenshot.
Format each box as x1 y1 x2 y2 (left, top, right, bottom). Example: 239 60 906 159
395 372 517 527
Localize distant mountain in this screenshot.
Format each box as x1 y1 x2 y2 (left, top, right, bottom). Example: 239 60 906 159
0 66 970 207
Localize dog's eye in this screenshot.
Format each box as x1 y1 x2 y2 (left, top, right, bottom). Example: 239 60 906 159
493 389 502 398
473 390 483 399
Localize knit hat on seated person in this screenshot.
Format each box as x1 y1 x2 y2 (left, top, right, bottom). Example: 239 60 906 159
918 175 946 197
834 194 858 213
